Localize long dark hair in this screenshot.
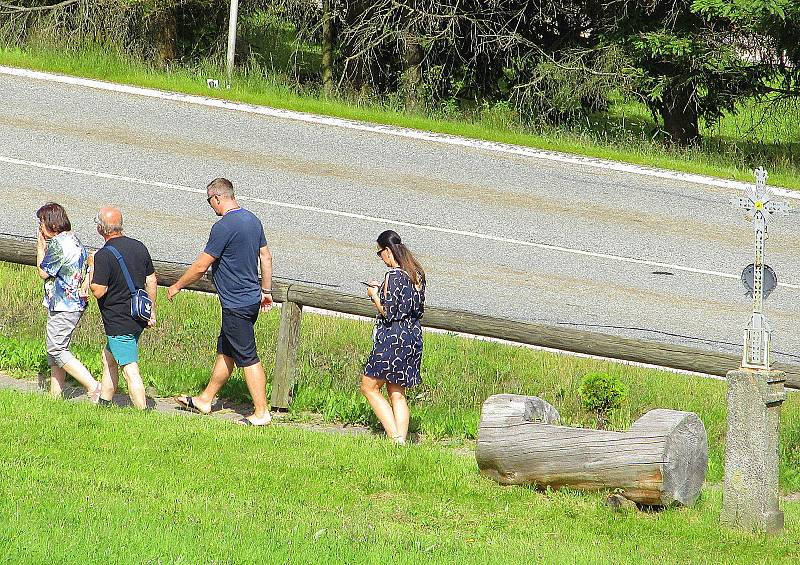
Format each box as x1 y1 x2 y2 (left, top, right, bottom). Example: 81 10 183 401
377 230 425 287
36 202 71 235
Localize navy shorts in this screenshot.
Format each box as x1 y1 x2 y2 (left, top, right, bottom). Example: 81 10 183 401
217 302 260 367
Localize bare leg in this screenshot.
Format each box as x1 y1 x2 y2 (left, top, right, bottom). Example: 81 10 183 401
62 359 101 400
49 365 66 398
242 362 271 425
360 375 398 439
387 383 409 442
121 362 147 410
100 348 119 403
184 354 234 414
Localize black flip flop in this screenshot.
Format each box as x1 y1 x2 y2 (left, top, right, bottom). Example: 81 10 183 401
176 396 207 415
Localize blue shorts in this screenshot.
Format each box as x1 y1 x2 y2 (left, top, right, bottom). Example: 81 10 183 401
106 332 142 366
218 302 260 367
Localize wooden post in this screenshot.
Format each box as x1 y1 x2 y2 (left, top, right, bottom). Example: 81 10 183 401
271 299 303 410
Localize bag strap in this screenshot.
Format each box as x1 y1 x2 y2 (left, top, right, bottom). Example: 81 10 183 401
105 246 138 296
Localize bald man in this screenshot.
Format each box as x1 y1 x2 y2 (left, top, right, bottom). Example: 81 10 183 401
88 206 157 409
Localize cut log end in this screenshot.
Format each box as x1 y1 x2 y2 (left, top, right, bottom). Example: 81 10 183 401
629 409 708 506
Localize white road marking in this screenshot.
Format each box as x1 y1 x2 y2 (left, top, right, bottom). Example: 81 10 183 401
4 154 798 289
2 65 798 198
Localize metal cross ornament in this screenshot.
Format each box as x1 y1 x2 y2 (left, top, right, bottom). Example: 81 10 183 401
731 167 789 369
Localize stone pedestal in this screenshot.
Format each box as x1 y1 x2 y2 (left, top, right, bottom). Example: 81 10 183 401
721 368 785 533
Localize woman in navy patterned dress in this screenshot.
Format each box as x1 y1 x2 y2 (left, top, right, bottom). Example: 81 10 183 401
361 230 426 444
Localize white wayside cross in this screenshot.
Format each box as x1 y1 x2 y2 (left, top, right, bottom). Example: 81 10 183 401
730 167 789 369
723 167 789 533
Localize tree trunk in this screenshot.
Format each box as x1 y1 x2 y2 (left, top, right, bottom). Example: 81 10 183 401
402 33 424 111
658 83 700 145
321 0 335 95
153 6 178 65
476 396 708 506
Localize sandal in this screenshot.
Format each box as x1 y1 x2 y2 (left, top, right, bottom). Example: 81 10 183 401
175 396 209 415
88 383 102 405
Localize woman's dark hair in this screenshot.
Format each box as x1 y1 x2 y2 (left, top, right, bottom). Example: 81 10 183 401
377 230 425 287
36 202 71 235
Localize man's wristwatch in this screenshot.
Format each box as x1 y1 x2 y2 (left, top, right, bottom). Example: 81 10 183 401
260 288 272 294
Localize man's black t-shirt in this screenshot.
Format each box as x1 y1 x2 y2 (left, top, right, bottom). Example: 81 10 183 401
93 236 155 336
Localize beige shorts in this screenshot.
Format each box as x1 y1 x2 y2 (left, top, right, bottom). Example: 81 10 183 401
46 310 83 368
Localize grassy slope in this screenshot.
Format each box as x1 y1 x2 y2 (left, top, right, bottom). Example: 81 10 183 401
1 45 798 189
2 261 799 492
0 390 798 564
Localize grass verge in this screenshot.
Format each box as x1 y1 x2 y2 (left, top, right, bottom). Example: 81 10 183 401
2 261 800 491
0 390 798 564
1 44 799 190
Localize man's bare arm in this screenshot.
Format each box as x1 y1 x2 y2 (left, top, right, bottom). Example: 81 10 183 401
259 245 273 291
258 245 274 312
167 252 215 300
90 282 108 299
146 273 158 302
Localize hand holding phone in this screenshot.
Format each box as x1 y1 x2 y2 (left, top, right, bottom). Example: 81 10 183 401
363 281 382 302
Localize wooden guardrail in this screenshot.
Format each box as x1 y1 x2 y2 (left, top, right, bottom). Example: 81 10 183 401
1 235 798 402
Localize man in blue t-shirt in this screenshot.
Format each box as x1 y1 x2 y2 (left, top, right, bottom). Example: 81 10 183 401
168 178 274 426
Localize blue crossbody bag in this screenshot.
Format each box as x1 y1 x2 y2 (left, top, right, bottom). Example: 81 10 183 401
106 246 153 323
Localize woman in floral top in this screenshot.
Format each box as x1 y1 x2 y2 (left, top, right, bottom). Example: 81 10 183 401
36 203 101 403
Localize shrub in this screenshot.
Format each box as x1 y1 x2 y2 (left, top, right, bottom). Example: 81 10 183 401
578 372 628 428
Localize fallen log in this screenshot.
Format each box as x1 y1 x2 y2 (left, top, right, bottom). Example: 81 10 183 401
476 395 708 506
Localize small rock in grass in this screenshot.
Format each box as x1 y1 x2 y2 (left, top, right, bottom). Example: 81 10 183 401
606 493 637 512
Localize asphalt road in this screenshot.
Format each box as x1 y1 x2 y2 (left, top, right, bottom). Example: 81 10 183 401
2 71 800 364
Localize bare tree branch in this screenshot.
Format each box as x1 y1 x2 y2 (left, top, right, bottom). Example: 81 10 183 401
0 0 78 13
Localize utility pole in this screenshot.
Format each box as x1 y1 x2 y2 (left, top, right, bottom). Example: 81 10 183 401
225 0 239 87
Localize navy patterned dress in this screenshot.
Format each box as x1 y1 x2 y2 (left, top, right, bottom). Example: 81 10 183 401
364 268 425 387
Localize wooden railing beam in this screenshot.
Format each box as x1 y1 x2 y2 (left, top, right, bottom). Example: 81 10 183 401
2 236 798 390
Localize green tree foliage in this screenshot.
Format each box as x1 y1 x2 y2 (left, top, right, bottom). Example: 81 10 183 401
587 0 800 144
319 0 800 144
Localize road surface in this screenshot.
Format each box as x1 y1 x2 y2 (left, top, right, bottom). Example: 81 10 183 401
2 68 799 364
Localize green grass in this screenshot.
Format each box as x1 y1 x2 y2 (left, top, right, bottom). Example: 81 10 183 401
2 261 800 492
0 390 798 564
1 43 799 189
